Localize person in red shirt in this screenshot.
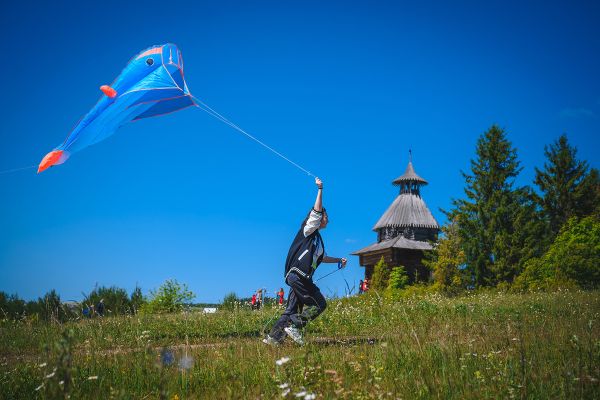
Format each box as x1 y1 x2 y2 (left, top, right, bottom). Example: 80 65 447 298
251 293 257 310
277 288 285 306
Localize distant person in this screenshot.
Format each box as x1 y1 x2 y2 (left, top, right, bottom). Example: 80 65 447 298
277 288 285 306
251 293 257 310
362 278 369 292
96 299 105 317
263 177 347 345
256 289 263 310
358 279 364 294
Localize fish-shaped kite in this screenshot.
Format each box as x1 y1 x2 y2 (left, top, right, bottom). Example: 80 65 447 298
38 43 195 173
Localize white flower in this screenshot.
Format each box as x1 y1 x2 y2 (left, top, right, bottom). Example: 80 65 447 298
87 376 98 380
281 388 291 397
45 372 56 379
38 362 47 368
276 357 290 366
35 383 44 391
304 394 316 400
295 391 307 397
278 383 289 389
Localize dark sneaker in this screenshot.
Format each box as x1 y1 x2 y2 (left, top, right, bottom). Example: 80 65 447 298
284 326 304 345
262 335 281 346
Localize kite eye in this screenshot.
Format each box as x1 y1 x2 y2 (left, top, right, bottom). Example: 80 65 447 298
146 58 154 66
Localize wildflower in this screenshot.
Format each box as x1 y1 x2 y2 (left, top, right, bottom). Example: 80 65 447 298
45 371 56 379
87 376 98 380
304 394 316 400
38 362 47 368
278 383 289 389
281 388 291 397
276 356 291 366
35 383 44 391
295 391 307 397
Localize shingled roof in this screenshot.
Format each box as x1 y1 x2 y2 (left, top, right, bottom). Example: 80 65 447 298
392 161 427 185
352 235 434 255
372 191 439 230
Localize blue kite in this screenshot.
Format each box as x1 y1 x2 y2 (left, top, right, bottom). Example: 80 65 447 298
38 43 195 173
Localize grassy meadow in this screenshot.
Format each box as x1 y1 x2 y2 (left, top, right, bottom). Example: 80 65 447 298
1 290 599 399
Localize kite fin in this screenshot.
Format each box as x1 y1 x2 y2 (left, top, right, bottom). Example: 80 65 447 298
100 85 117 98
37 150 69 173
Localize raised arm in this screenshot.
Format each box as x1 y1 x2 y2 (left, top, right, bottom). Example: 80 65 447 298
303 178 324 237
313 177 323 212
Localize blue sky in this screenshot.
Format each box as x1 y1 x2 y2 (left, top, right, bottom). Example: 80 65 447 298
1 0 598 303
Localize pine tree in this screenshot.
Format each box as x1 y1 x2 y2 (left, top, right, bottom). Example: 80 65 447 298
534 134 600 237
450 125 539 286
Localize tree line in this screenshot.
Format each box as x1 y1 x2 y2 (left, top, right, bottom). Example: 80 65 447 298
372 126 599 294
0 279 199 321
0 285 145 322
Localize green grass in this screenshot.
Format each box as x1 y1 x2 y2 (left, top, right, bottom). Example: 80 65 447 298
1 290 599 399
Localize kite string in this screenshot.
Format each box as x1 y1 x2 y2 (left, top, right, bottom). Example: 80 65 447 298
0 164 36 175
191 95 316 178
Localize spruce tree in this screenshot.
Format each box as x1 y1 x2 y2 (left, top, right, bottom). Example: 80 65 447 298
450 125 538 286
534 134 600 237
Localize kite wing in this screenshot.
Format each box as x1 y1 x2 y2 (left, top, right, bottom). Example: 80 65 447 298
38 43 195 173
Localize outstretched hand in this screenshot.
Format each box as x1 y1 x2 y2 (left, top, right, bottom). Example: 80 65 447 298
340 258 347 268
315 177 323 189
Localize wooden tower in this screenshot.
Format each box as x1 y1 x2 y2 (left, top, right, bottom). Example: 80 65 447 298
353 153 440 282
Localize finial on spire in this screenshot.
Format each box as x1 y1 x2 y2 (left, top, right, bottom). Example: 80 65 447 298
392 149 428 186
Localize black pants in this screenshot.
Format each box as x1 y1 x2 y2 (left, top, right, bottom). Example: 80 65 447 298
269 273 327 342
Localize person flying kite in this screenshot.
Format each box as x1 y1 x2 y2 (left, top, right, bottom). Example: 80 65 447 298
263 177 347 345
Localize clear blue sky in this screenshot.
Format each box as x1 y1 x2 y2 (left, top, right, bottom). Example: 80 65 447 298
1 0 598 303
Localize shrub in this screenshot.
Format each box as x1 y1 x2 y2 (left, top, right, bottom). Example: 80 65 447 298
142 279 195 314
386 266 409 291
424 220 467 294
221 292 239 311
370 256 391 291
513 216 600 290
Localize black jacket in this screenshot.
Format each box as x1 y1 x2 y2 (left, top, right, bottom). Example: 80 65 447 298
284 210 325 281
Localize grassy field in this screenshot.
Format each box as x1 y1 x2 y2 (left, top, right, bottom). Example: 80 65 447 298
1 290 599 399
